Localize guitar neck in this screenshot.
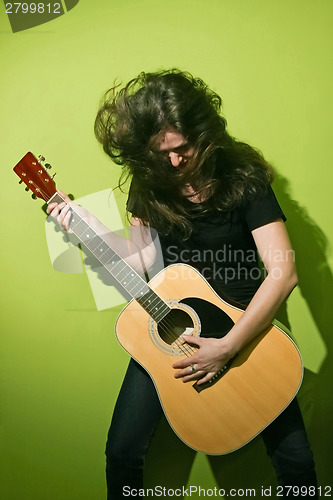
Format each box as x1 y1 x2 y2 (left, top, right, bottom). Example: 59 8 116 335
48 193 171 322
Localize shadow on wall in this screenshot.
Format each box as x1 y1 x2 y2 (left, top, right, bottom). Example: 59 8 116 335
143 171 333 495
273 172 333 485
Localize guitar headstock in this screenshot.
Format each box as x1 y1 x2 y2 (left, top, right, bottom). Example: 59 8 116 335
13 152 57 202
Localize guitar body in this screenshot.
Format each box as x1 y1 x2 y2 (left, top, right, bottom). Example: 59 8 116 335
116 263 303 455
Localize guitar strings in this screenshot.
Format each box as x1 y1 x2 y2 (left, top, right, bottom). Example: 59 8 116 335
37 183 198 359
38 185 197 357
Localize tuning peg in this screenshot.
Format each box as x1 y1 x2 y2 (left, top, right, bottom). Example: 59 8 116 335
19 179 23 184
31 194 37 200
38 155 45 163
44 163 52 170
25 186 30 192
50 173 57 180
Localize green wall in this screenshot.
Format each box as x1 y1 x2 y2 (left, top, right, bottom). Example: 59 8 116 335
1 0 332 498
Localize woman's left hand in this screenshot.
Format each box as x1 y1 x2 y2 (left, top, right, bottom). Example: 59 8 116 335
172 335 233 385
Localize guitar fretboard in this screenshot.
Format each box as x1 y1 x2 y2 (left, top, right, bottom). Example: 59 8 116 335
48 193 171 323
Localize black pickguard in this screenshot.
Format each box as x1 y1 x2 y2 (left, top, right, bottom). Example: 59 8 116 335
180 297 235 338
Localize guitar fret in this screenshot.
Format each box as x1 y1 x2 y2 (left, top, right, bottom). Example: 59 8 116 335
128 279 151 298
71 219 90 238
137 289 170 321
118 270 138 289
88 235 105 252
113 266 133 286
95 242 109 258
99 248 118 265
109 260 127 278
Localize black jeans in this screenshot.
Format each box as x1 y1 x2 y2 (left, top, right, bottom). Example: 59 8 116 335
106 359 317 499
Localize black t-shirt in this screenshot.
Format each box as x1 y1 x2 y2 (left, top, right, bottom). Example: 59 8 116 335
127 186 285 307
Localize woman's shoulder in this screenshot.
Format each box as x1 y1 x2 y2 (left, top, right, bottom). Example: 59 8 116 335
240 186 286 231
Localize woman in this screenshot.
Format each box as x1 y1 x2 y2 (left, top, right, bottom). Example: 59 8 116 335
47 69 317 498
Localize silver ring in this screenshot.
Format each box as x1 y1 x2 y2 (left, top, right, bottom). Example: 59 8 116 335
190 364 196 373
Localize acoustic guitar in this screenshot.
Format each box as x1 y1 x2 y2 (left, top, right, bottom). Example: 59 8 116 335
13 151 303 455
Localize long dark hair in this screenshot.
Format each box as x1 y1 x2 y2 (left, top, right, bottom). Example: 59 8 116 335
94 69 273 238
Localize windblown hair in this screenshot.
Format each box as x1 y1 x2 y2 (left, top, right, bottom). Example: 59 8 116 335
94 69 273 238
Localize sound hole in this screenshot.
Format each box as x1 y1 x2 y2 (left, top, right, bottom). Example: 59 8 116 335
157 309 194 346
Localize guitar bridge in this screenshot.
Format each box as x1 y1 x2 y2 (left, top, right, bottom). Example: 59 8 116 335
192 355 237 393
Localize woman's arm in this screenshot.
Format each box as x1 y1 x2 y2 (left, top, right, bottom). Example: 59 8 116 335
46 190 157 275
173 219 298 384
